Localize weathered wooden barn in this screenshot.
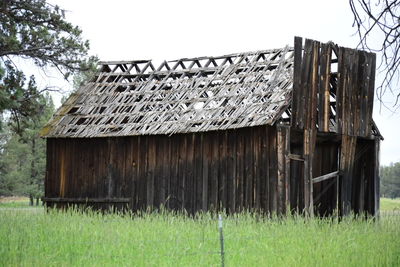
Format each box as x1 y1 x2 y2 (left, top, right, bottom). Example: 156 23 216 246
41 37 381 216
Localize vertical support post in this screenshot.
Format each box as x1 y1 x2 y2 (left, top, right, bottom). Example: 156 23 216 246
339 135 357 216
277 125 291 214
303 40 319 217
218 214 225 267
284 127 291 212
374 138 380 217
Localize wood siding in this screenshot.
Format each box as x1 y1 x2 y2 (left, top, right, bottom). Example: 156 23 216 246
45 125 291 214
291 37 376 137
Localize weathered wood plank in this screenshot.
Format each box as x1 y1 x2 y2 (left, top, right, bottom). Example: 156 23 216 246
263 126 270 212
228 129 237 213
186 134 195 214
302 39 319 216
194 133 203 212
211 132 219 210
171 136 179 210
336 48 344 134
178 134 187 210
220 131 228 212
202 133 209 211
288 153 304 161
374 138 380 216
358 51 367 137
318 43 332 132
269 127 278 213
237 131 245 210
254 128 261 211
277 126 286 214
147 136 155 208
339 135 357 216
292 36 303 128
312 171 339 183
245 128 253 209
43 197 130 203
284 127 291 212
350 49 359 136
129 137 138 210
366 53 376 135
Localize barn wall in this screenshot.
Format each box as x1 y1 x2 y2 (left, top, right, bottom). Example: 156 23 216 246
351 138 379 215
45 125 291 214
289 136 379 217
290 139 339 216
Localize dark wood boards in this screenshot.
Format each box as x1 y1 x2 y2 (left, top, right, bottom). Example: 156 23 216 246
277 125 290 214
373 139 380 216
291 36 303 129
339 135 357 216
45 127 380 217
290 37 379 218
291 37 376 138
318 43 332 132
45 125 291 215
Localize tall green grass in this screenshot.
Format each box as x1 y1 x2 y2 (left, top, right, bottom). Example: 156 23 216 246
1 208 399 267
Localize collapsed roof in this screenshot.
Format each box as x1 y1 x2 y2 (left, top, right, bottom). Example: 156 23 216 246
41 47 295 138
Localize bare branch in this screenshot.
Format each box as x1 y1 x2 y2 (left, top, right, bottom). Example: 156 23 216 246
350 0 400 109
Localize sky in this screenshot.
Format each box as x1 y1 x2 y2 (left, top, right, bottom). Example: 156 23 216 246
35 0 400 165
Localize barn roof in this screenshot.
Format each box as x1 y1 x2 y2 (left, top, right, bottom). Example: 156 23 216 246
41 46 294 138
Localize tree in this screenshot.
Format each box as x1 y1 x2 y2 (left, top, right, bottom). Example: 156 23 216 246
380 162 400 198
0 0 95 129
350 0 400 106
0 0 95 200
0 90 54 203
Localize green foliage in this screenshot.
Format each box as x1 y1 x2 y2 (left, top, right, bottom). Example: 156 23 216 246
0 0 91 76
0 210 399 266
0 61 45 133
0 0 95 130
0 0 95 198
73 55 99 90
0 92 54 198
0 135 29 196
380 163 400 198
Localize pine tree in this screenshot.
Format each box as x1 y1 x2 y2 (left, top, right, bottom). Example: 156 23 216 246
0 0 95 129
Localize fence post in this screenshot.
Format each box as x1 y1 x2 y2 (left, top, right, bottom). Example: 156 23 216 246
218 214 225 267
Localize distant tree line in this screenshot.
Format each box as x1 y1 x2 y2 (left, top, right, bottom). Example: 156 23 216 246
381 163 400 198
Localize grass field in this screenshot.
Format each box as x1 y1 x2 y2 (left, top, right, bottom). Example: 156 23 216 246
1 199 399 266
0 197 32 208
381 198 400 211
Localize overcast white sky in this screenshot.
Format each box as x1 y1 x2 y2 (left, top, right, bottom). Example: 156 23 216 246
38 0 400 165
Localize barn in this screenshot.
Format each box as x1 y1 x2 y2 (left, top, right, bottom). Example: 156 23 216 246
41 37 381 217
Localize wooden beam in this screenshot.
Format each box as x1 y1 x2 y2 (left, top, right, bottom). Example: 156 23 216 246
42 197 130 203
287 153 304 161
312 170 339 183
